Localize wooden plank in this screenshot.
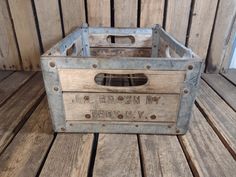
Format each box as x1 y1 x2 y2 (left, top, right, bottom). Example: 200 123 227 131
140 0 165 27
0 73 44 153
222 69 236 85
87 0 110 27
114 0 137 27
165 0 191 44
0 98 54 177
63 93 179 122
188 0 218 59
93 134 142 177
207 0 236 73
0 71 13 82
139 135 192 177
39 133 93 177
0 71 35 106
90 48 151 57
197 79 236 159
58 69 185 93
61 0 86 35
0 0 21 70
179 106 236 177
34 0 63 51
8 0 41 70
202 74 236 110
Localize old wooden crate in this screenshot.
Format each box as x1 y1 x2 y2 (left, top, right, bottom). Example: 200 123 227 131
41 24 203 134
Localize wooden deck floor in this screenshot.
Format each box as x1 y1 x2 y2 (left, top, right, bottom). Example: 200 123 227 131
0 71 235 177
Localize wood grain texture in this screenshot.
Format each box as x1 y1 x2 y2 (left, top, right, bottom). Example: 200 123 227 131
0 71 13 82
222 69 236 85
188 0 218 59
63 93 179 122
139 135 192 177
39 133 93 177
207 0 236 73
8 0 41 71
0 0 21 70
93 134 142 177
165 0 191 44
0 98 54 177
0 71 35 106
180 106 236 177
61 0 86 35
0 73 44 153
87 0 110 26
140 0 165 27
58 69 185 93
202 74 236 111
90 48 151 57
197 79 236 159
34 0 63 51
114 0 138 27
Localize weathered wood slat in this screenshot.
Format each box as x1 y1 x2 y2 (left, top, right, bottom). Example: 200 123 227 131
202 74 236 111
206 0 236 73
87 0 110 27
61 0 86 35
179 106 236 177
0 73 44 153
34 0 63 51
139 135 192 177
0 98 54 177
197 79 236 159
140 0 165 27
8 0 41 70
222 69 236 85
188 0 218 59
0 0 21 70
165 0 191 43
93 134 142 177
39 133 93 177
0 71 13 82
114 0 138 27
0 71 35 106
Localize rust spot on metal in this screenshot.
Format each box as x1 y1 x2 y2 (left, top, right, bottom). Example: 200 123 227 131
118 96 124 101
118 114 123 119
92 64 97 68
85 114 91 119
84 96 89 100
150 115 156 119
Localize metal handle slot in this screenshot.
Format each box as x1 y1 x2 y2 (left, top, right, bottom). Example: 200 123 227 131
95 73 148 87
107 35 135 44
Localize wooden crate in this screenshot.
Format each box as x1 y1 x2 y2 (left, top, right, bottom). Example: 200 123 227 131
41 24 203 134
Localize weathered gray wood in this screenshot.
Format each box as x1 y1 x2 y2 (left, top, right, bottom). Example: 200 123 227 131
188 0 218 59
61 0 86 35
0 98 54 177
197 79 236 159
202 74 236 111
0 71 13 82
140 0 164 27
34 0 63 51
8 0 41 70
0 73 44 153
179 106 236 177
39 133 93 177
207 0 236 73
139 135 193 177
0 71 35 106
0 0 21 70
222 69 236 85
93 134 142 177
